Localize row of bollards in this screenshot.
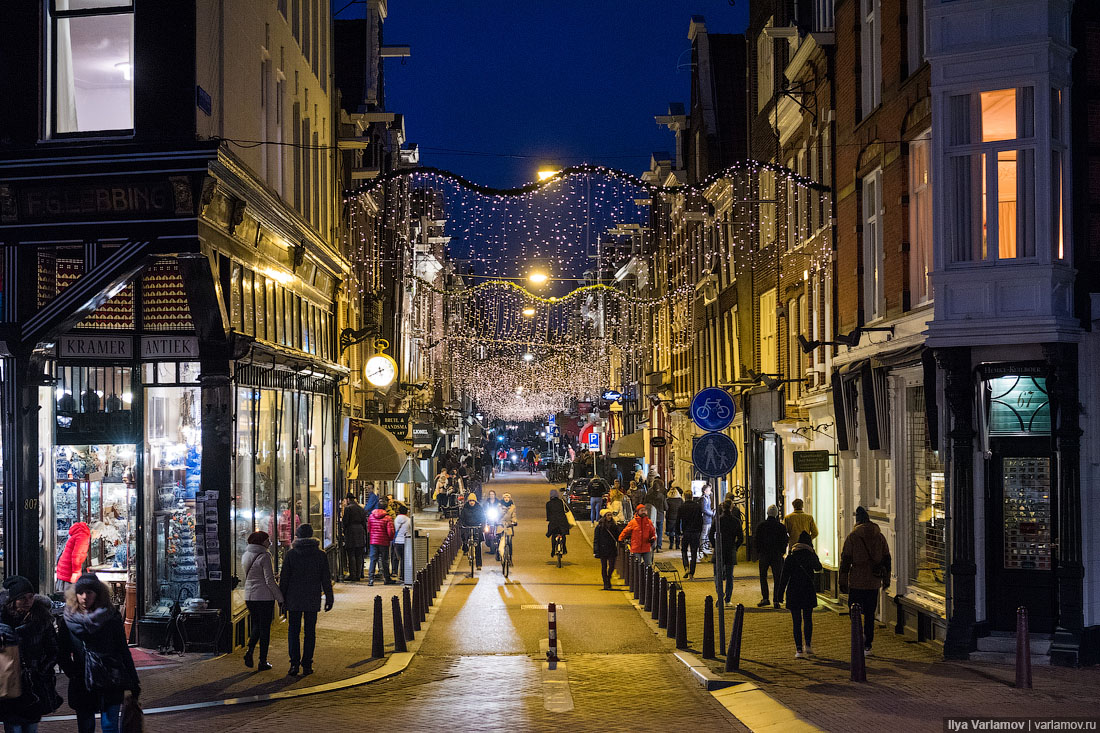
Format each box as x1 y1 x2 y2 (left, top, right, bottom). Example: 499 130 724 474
368 522 461 659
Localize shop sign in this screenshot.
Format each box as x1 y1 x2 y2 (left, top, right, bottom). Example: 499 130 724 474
650 436 667 448
140 336 199 360
379 412 410 440
0 175 196 225
792 450 832 473
412 423 433 448
58 334 133 359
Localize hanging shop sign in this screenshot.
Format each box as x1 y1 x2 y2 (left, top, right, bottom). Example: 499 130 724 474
412 423 434 448
792 450 832 473
140 336 199 360
379 412 410 440
650 436 668 448
601 389 622 402
58 334 133 359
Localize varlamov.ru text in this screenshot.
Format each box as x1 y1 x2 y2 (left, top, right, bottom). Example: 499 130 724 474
946 720 1098 731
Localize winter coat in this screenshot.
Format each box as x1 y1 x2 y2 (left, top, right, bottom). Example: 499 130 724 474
665 495 683 531
393 514 411 544
342 502 369 548
644 485 667 512
701 495 715 522
367 509 395 546
459 502 485 530
363 492 380 513
585 478 606 499
840 520 892 591
678 499 704 535
0 594 62 723
56 522 91 584
708 513 744 566
594 520 620 559
278 537 334 613
618 515 657 554
242 544 284 603
58 606 139 713
545 498 571 537
754 517 789 558
777 544 822 610
783 510 819 550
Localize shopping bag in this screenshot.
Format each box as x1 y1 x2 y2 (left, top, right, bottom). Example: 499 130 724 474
565 510 577 527
121 692 144 733
0 644 22 699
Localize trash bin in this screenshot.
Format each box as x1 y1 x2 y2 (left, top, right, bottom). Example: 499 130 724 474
403 530 430 585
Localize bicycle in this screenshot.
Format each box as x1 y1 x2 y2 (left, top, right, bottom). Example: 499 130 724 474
551 533 565 568
461 525 483 578
500 529 514 579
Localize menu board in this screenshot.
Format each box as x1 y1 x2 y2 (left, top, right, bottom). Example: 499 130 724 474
1002 457 1051 571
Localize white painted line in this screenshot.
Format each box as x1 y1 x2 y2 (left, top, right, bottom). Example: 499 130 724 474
541 661 575 712
522 604 564 610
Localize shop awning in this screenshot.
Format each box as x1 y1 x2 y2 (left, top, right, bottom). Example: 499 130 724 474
395 457 428 484
350 422 412 482
610 430 645 458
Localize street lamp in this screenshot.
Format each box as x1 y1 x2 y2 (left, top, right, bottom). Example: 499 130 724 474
522 306 536 317
537 167 561 181
523 352 535 362
528 270 549 285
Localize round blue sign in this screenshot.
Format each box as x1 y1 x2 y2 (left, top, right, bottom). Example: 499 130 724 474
690 387 736 432
692 432 739 478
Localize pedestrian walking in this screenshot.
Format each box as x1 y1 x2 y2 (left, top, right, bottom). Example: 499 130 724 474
0 576 62 732
840 506 891 656
341 493 368 582
242 531 284 672
545 489 571 557
587 476 607 524
367 502 397 585
618 505 658 567
278 524 334 676
364 484 380 513
644 478 668 551
594 509 620 590
678 492 704 579
392 505 411 582
754 505 789 608
57 574 140 732
777 531 823 658
708 500 744 604
783 498 819 552
608 486 627 526
665 486 683 550
700 485 715 554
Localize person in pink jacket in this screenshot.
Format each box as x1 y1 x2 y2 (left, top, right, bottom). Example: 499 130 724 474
366 502 396 586
618 505 658 567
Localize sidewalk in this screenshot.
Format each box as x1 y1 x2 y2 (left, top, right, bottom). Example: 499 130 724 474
633 545 1100 732
52 512 455 714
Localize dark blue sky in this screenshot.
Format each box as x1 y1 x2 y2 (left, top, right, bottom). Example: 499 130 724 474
343 1 749 187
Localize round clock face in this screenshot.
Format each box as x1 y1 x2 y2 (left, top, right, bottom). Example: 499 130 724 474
364 354 397 388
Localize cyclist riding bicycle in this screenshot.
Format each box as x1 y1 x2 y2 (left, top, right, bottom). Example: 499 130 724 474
482 490 502 554
458 493 484 570
497 493 518 560
545 488 571 557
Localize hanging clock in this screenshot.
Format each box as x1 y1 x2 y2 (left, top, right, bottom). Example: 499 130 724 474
364 353 398 388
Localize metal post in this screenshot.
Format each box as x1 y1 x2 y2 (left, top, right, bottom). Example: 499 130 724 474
412 576 424 628
547 602 559 662
718 597 726 657
666 583 678 638
675 590 688 649
392 595 407 653
725 603 744 671
702 595 715 659
1016 606 1032 689
372 595 385 658
402 586 415 641
633 559 642 600
641 565 651 610
650 570 661 620
658 576 669 628
850 603 867 682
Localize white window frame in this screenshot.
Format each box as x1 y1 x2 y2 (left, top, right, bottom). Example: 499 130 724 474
909 130 933 306
759 289 777 374
862 169 886 321
757 18 775 113
860 0 882 115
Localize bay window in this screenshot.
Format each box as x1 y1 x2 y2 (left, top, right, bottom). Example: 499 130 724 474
49 1 134 135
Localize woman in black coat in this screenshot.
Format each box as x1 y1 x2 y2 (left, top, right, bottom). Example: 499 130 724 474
708 501 744 604
593 509 620 590
777 531 823 658
57 574 140 732
0 576 63 731
545 489 571 556
665 487 684 550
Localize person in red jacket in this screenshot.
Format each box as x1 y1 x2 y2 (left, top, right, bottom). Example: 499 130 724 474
366 502 396 586
618 505 658 567
56 522 92 589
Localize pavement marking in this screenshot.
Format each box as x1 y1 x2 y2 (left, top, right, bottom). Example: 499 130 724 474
521 604 563 610
709 683 823 733
540 661 575 712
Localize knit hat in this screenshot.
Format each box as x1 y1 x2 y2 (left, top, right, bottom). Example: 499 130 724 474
599 508 613 517
467 493 477 502
2 576 34 599
73 573 108 598
855 506 869 524
296 523 314 538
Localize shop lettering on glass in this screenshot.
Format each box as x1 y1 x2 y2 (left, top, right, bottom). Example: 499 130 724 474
141 337 199 360
58 335 133 359
1 176 195 224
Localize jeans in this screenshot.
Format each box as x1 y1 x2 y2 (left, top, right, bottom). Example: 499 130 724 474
287 608 318 666
391 542 405 581
718 560 734 602
632 550 653 567
791 608 814 651
246 599 275 663
701 520 713 551
77 703 121 733
600 556 615 587
6 724 40 733
848 588 880 649
759 553 784 602
369 543 392 581
346 545 365 581
682 532 701 575
647 506 665 549
589 497 602 523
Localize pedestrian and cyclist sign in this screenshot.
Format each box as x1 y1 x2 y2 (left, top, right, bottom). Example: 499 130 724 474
692 433 738 478
690 387 736 432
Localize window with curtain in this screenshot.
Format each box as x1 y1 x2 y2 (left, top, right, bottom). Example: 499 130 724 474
909 131 933 305
860 0 881 115
49 1 134 135
862 169 885 320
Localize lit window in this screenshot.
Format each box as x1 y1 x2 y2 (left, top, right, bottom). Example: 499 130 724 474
862 169 885 320
49 1 134 135
909 131 933 305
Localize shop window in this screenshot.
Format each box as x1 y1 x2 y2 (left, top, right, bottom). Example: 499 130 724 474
232 387 256 610
276 390 296 562
985 375 1050 436
54 365 134 440
906 385 945 596
49 1 135 135
256 389 280 562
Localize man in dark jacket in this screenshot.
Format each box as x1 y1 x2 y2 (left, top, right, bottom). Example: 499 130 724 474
278 524 334 676
678 493 705 579
754 505 789 608
458 494 485 569
840 506 892 655
341 494 368 582
644 475 668 551
587 477 608 524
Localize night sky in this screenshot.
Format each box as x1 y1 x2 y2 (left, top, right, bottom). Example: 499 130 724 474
344 1 750 187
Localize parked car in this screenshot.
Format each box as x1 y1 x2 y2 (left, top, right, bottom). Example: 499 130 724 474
564 479 592 516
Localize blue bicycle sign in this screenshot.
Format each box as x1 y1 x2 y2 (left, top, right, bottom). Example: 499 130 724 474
690 388 736 432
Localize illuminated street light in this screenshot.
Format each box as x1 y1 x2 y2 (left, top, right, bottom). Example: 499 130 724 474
537 167 561 181
523 352 535 362
522 306 536 317
528 271 549 285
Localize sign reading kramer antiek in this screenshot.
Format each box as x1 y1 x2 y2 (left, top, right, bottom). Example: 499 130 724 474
59 335 133 359
140 336 199 359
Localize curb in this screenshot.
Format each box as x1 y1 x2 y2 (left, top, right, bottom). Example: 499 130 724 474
43 553 465 720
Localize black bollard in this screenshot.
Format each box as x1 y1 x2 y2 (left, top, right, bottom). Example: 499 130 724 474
1015 606 1032 689
658 577 669 628
392 595 407 653
372 595 385 658
402 586 415 641
650 571 661 621
675 590 688 650
666 583 678 638
850 603 867 682
412 578 423 628
718 598 726 656
703 595 715 659
641 565 651 610
632 560 642 600
725 603 744 671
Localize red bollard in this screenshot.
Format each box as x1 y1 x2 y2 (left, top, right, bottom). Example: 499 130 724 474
725 603 744 671
547 602 560 662
850 603 867 682
1015 606 1032 689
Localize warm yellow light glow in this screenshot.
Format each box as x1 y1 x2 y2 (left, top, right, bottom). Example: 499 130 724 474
263 267 295 285
528 271 549 285
522 307 536 317
537 168 561 181
523 352 535 362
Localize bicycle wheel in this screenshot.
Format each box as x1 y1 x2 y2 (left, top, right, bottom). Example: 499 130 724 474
469 546 476 578
501 549 510 579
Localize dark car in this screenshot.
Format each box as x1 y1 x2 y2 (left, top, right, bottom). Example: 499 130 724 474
564 479 593 516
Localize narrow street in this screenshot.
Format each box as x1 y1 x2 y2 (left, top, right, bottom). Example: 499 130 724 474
101 472 743 732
